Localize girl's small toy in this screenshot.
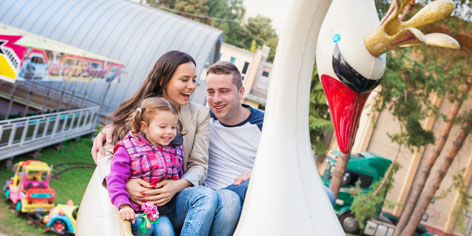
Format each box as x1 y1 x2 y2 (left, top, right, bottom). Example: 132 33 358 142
3 160 55 213
43 200 78 235
137 202 159 234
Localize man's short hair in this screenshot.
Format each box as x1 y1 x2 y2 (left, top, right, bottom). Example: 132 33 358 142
207 61 243 90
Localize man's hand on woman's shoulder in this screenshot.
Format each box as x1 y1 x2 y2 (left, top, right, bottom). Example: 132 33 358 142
91 125 114 164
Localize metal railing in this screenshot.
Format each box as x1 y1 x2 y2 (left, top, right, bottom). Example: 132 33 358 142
0 106 99 160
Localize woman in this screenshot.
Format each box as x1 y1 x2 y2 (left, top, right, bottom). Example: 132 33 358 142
77 51 216 236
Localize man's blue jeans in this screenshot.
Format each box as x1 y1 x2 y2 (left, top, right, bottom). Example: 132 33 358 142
208 181 249 236
169 186 217 236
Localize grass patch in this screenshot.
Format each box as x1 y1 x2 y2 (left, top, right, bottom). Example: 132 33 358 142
0 136 95 235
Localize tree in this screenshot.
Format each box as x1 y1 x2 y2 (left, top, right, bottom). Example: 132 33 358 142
309 64 333 165
358 0 472 234
205 0 246 47
381 10 472 236
148 0 210 24
237 15 278 61
394 73 472 235
403 110 472 235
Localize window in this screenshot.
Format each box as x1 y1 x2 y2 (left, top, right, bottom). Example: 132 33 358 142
230 57 236 63
341 171 373 188
242 62 249 74
262 71 269 77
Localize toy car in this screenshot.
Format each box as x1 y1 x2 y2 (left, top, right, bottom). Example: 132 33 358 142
43 200 78 235
3 160 55 213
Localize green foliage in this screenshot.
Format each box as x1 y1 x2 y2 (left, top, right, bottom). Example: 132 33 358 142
149 0 210 23
237 15 279 62
309 65 333 156
249 39 258 53
372 47 464 151
350 163 400 229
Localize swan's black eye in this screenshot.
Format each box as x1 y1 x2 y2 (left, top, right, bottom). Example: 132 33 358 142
332 44 382 94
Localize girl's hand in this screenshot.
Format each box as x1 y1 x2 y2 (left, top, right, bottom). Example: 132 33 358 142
234 170 252 185
143 179 191 206
119 205 136 224
126 179 153 205
91 125 114 164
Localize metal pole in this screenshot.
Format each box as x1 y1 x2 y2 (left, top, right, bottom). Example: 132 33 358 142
80 83 90 108
23 81 36 116
57 82 66 111
98 83 111 124
41 82 52 114
67 82 78 110
6 83 17 119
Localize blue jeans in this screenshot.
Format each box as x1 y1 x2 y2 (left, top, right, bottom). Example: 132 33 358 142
224 180 250 205
324 185 335 207
209 189 242 236
131 215 174 236
207 181 249 236
168 186 217 236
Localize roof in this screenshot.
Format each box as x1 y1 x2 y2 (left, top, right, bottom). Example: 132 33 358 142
0 0 223 111
21 160 50 171
0 23 122 64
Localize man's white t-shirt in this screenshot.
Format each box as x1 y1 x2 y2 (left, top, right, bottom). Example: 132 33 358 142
204 104 264 190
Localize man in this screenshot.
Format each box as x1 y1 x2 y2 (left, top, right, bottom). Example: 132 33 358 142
204 61 263 202
204 61 335 236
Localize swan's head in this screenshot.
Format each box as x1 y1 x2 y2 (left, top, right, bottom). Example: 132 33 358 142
316 0 386 94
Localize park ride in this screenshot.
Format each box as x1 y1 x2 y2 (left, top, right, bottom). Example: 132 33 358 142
3 160 79 235
43 200 78 235
3 160 55 213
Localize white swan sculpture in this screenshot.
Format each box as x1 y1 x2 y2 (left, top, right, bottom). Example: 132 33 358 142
77 0 459 234
234 0 458 235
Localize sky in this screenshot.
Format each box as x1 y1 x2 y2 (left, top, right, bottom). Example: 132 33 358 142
243 0 287 35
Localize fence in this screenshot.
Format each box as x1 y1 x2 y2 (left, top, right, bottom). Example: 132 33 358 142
0 106 99 160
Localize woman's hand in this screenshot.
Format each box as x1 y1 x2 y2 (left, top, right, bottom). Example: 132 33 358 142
234 170 252 185
143 179 191 206
126 179 153 205
91 125 114 164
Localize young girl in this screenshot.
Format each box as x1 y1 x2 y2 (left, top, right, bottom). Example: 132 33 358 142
107 97 184 236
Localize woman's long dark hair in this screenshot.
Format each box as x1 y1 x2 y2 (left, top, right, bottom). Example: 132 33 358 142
111 50 196 144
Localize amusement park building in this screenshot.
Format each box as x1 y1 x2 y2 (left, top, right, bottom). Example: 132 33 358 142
0 0 223 115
